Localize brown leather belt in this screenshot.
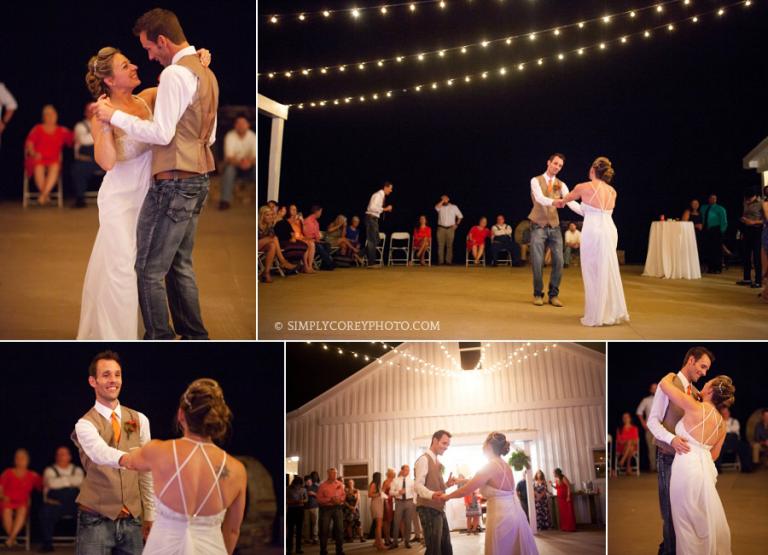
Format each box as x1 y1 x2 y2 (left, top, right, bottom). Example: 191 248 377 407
79 504 133 519
154 170 202 180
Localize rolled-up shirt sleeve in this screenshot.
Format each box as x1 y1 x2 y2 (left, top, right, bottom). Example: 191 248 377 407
560 183 584 216
413 455 435 499
0 84 18 111
647 387 676 446
137 413 156 521
74 419 126 469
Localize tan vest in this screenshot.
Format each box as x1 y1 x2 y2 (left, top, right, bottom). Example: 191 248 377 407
72 406 144 519
415 452 446 511
528 175 562 227
654 376 697 455
151 55 219 175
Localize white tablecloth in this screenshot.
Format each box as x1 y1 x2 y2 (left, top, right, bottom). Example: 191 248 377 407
642 221 701 279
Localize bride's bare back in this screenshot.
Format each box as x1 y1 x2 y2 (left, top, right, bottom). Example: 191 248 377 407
681 404 725 449
575 180 617 211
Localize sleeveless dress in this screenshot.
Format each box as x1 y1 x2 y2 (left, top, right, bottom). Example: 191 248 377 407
670 408 732 555
579 183 630 326
481 460 539 555
143 439 229 555
555 480 576 531
76 96 154 339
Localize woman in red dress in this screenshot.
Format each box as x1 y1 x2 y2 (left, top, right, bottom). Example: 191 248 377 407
466 216 491 264
616 412 640 475
412 215 432 265
553 467 576 532
0 449 42 548
24 104 74 205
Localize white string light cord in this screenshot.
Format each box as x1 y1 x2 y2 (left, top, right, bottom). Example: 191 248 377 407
260 0 692 80
288 1 756 110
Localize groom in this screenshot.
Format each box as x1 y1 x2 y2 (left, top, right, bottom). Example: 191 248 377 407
71 350 154 554
647 346 713 555
95 8 219 340
528 153 583 307
415 430 458 555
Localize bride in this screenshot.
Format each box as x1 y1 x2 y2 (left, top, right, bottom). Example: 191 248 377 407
441 432 538 555
556 157 629 326
76 46 209 339
658 372 734 555
119 378 247 554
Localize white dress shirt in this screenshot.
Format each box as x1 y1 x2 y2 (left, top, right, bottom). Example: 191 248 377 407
647 371 691 446
389 474 416 501
564 229 582 246
529 175 584 216
111 45 216 147
43 464 84 491
366 189 386 217
435 203 463 227
491 224 512 238
0 82 18 116
635 394 654 422
414 449 440 499
224 129 256 161
725 417 740 438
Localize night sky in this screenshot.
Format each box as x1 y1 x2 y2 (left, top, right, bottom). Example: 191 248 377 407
258 0 768 262
0 0 255 199
607 342 766 469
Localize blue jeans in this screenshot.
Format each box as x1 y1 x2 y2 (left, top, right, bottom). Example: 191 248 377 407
365 215 380 265
75 511 143 555
530 223 563 298
135 175 209 340
564 245 579 266
656 450 676 555
417 506 452 555
219 163 255 203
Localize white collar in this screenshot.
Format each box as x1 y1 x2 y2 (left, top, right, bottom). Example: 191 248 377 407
425 448 438 462
172 45 197 66
543 173 554 182
676 371 691 390
94 400 121 421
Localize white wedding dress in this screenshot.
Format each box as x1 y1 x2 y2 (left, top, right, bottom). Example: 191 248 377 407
670 408 731 555
143 438 229 555
481 459 539 555
579 183 630 326
76 96 153 339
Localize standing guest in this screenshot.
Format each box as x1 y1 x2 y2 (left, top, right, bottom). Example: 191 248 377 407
0 449 43 548
343 479 364 543
563 222 581 268
762 187 768 301
463 489 481 534
736 187 764 288
71 102 103 208
25 105 74 205
317 468 345 555
304 472 320 544
635 383 658 472
616 412 640 475
287 204 317 273
684 199 704 255
490 214 522 266
434 195 463 265
751 409 768 465
0 81 18 150
701 194 728 274
219 115 256 210
274 206 310 270
412 215 433 266
516 477 529 522
39 446 84 553
466 217 491 264
533 470 552 530
287 476 308 554
552 468 576 532
365 182 394 268
382 469 396 547
389 464 416 549
303 205 335 270
368 472 387 551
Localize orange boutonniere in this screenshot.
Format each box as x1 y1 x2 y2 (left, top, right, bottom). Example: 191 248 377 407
123 419 138 439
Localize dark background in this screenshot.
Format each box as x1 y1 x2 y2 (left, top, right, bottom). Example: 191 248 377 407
258 0 768 262
0 342 284 511
608 342 766 470
0 0 256 199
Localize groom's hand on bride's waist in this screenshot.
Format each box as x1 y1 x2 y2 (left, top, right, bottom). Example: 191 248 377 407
671 436 690 454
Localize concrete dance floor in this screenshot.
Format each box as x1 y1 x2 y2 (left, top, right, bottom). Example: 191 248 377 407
259 264 766 340
608 469 767 555
0 199 255 339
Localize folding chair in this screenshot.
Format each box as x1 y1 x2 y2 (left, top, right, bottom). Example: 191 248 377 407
388 232 411 266
411 241 432 266
614 434 640 477
364 232 387 266
0 512 31 551
465 236 486 267
23 157 64 208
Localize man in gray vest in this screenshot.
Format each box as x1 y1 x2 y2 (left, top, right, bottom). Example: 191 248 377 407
647 346 713 555
414 430 458 555
528 153 583 307
72 350 155 554
96 8 219 340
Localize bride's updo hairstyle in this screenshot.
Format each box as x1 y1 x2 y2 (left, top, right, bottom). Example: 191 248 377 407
710 375 735 410
484 432 511 456
86 47 120 99
178 378 233 444
591 157 615 184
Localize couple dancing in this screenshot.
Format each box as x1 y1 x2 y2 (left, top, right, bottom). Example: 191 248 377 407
415 430 538 555
647 346 734 555
76 7 219 340
529 153 629 326
71 350 246 554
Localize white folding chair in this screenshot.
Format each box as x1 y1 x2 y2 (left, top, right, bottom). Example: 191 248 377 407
388 232 411 266
0 512 31 551
613 433 640 477
466 236 486 267
364 232 387 266
258 249 285 278
411 240 432 266
23 158 64 208
492 244 513 266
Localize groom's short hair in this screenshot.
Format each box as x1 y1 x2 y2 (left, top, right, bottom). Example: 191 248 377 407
682 346 714 367
431 430 452 443
548 153 565 162
88 350 122 377
133 8 187 44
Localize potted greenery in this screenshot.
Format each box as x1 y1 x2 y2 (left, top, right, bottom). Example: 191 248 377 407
507 450 531 471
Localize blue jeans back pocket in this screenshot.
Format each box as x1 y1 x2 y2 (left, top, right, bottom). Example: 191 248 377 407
166 189 204 223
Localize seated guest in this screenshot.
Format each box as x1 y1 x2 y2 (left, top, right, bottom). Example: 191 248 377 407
286 204 316 273
327 215 358 256
412 215 432 266
752 409 768 466
39 446 83 553
346 216 361 247
564 222 581 267
490 214 522 266
259 206 297 282
616 412 639 475
70 102 103 208
0 448 42 548
219 115 256 210
25 104 73 205
716 407 753 473
516 478 529 522
267 200 278 214
275 206 311 272
303 205 335 270
466 216 491 264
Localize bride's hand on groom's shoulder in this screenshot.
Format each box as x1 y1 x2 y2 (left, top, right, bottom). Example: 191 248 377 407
196 48 212 68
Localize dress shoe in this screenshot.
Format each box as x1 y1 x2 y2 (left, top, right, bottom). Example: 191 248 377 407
549 296 564 307
736 279 752 286
533 296 544 306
